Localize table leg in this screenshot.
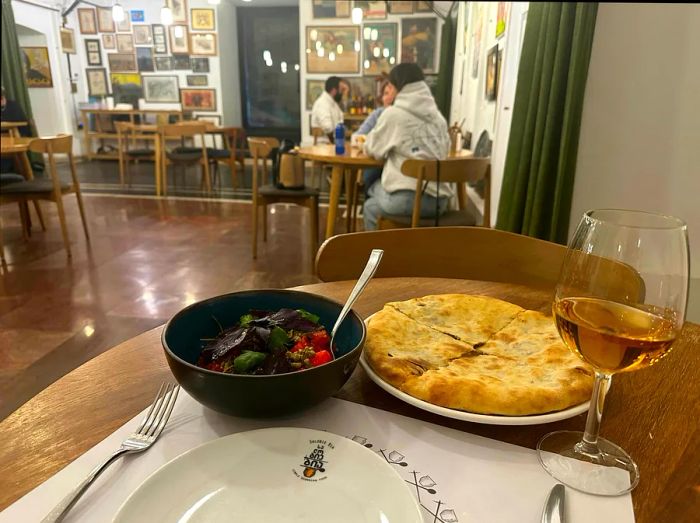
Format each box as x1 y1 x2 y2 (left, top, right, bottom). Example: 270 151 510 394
325 164 344 239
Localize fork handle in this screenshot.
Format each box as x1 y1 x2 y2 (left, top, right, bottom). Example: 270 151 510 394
41 447 130 523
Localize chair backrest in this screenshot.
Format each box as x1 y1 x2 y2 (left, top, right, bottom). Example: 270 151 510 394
160 122 207 138
400 158 491 227
218 126 245 153
27 134 73 154
247 137 280 193
311 127 325 145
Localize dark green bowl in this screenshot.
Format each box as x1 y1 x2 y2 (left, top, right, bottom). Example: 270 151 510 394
162 289 366 417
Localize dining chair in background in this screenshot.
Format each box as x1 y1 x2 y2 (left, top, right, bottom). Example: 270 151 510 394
310 126 332 190
205 126 246 191
115 122 158 190
160 123 211 196
0 134 89 257
247 136 319 267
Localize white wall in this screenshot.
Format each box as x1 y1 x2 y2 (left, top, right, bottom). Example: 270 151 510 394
217 1 242 126
570 3 700 319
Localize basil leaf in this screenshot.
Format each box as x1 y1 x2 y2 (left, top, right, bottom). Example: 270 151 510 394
233 350 267 373
239 314 254 327
296 309 320 324
269 326 289 351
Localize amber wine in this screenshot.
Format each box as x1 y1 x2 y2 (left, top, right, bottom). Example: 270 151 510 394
553 297 678 373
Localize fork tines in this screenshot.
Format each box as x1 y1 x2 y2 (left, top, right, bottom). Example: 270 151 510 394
136 383 180 440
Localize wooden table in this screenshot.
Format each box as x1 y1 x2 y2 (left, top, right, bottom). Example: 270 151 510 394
1 121 28 138
0 136 33 176
0 278 697 521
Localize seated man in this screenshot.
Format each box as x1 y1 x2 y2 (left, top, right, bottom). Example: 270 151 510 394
311 76 348 143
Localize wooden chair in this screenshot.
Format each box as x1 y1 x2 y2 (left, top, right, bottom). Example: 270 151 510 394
310 126 332 189
115 122 158 189
205 126 246 191
377 157 491 230
160 123 211 195
0 135 89 257
248 137 320 266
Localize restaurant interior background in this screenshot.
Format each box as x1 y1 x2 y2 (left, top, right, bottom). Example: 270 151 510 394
1 1 698 415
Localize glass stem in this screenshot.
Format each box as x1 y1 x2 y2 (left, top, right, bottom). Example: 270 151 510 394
578 372 611 456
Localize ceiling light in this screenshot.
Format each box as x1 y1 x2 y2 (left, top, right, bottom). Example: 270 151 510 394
336 44 343 54
174 25 184 38
372 47 380 58
371 29 378 41
161 5 173 25
310 29 318 40
294 63 300 71
317 47 324 58
112 2 125 23
329 52 335 62
382 48 390 58
351 7 362 24
263 50 271 61
364 59 370 70
389 56 395 64
315 40 322 50
354 40 361 52
363 27 371 40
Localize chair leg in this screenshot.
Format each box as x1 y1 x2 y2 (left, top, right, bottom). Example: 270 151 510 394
32 201 46 231
54 196 72 257
18 202 30 240
262 202 268 242
252 202 258 259
229 159 237 191
309 196 319 272
70 155 90 241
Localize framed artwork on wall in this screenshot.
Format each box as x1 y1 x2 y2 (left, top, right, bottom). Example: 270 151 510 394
353 1 386 20
169 26 190 54
186 74 208 87
86 68 109 96
306 26 360 74
102 33 116 50
84 39 102 66
110 73 142 104
116 33 135 53
108 53 138 73
306 79 324 110
401 17 438 74
190 8 215 30
312 0 350 18
136 47 155 72
362 23 397 76
96 7 115 33
191 57 209 72
143 75 180 102
131 10 145 22
496 2 507 39
180 88 216 111
117 16 131 32
133 25 153 45
172 55 192 70
415 1 433 13
388 1 413 14
21 47 53 87
485 44 498 101
190 33 217 56
152 24 168 54
78 8 97 35
168 0 188 24
60 28 76 54
154 56 172 71
195 114 221 126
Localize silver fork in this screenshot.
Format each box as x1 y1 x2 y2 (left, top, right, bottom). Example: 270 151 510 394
41 383 180 523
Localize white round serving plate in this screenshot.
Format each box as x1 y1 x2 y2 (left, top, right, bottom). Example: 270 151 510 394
113 427 422 522
360 314 589 426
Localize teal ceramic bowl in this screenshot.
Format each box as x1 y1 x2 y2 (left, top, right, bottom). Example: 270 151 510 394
162 290 366 417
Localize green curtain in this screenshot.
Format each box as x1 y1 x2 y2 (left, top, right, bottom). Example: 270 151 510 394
496 2 598 244
1 0 35 125
434 2 457 119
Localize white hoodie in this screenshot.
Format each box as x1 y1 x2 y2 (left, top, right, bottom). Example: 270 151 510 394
363 81 452 198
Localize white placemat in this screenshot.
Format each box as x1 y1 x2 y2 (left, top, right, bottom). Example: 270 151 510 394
1 393 634 522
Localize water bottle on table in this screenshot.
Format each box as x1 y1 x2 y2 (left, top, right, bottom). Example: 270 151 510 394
335 123 345 155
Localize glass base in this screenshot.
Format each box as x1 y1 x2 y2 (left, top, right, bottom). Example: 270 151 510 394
537 430 639 496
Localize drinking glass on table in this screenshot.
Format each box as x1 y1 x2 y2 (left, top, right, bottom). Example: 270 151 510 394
537 209 689 496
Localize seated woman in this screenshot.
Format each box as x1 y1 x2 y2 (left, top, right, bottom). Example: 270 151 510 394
362 63 451 231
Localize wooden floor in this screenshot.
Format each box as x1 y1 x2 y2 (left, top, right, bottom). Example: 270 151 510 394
0 193 329 419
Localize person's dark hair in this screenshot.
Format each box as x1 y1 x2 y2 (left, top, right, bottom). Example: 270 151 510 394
325 76 342 92
388 63 424 92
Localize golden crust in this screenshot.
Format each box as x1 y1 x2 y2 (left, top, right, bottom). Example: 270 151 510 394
365 295 594 416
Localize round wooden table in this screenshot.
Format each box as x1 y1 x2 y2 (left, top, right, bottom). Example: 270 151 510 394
0 278 697 522
1 121 28 138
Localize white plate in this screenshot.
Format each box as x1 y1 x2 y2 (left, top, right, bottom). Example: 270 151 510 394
113 427 423 522
360 315 590 426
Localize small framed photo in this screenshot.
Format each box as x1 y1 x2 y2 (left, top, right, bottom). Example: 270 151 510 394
191 57 209 73
131 10 145 22
117 16 131 32
388 1 413 14
86 67 109 97
312 0 350 18
195 114 221 126
136 47 154 72
78 8 97 35
169 25 190 54
415 1 434 12
306 79 324 110
84 39 102 66
190 32 217 56
116 33 135 53
353 1 386 20
168 0 188 24
143 75 180 103
172 54 191 70
133 25 153 45
186 74 208 87
190 8 215 30
60 27 76 54
485 44 499 101
152 24 168 54
107 53 138 73
154 56 172 71
97 7 115 33
180 88 216 111
102 33 116 50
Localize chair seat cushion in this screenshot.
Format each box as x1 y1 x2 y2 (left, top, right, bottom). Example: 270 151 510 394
126 149 154 158
207 148 231 159
259 184 319 198
173 146 203 154
380 209 478 227
167 151 202 162
0 173 26 186
0 179 70 195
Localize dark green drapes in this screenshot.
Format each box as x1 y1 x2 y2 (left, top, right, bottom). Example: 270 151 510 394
1 0 35 125
434 2 457 119
496 2 598 244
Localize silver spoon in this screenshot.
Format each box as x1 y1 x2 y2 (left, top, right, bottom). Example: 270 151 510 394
329 249 384 358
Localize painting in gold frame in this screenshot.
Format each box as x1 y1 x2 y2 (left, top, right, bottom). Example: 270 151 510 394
78 8 97 35
190 8 215 30
60 27 76 54
190 32 217 56
97 7 115 33
168 0 188 24
180 88 217 112
306 25 360 74
21 46 53 87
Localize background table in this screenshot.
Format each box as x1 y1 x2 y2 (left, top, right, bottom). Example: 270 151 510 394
0 278 697 522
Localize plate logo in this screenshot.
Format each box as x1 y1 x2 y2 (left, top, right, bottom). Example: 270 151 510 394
293 439 334 482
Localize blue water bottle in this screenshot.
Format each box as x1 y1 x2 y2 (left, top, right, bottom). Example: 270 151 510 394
335 123 345 155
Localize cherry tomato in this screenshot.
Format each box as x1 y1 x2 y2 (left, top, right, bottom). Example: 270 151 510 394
310 350 332 367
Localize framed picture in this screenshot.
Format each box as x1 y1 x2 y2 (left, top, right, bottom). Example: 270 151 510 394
110 72 142 104
97 7 115 33
497 48 504 96
116 33 135 53
312 0 350 18
388 1 413 14
186 74 208 87
131 10 145 22
117 16 131 32
133 25 153 45
168 0 188 24
154 56 172 71
143 75 179 103
152 24 168 54
306 26 360 74
415 1 433 12
306 79 324 110
102 33 116 50
471 4 484 78
21 47 53 87
485 44 498 101
190 33 217 56
353 1 386 20
172 54 192 70
169 26 190 54
195 114 221 126
190 8 215 30
136 47 154 72
401 17 439 74
85 39 102 66
180 88 216 111
107 53 138 73
191 57 209 72
78 8 97 35
86 68 109 96
362 23 397 76
60 28 76 54
496 1 507 39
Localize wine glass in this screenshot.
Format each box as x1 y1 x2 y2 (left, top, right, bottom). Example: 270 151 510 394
537 209 689 496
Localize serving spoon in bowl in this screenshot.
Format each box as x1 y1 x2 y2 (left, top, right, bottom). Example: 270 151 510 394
329 249 384 359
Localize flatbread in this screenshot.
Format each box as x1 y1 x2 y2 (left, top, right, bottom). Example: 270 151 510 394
365 295 593 416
